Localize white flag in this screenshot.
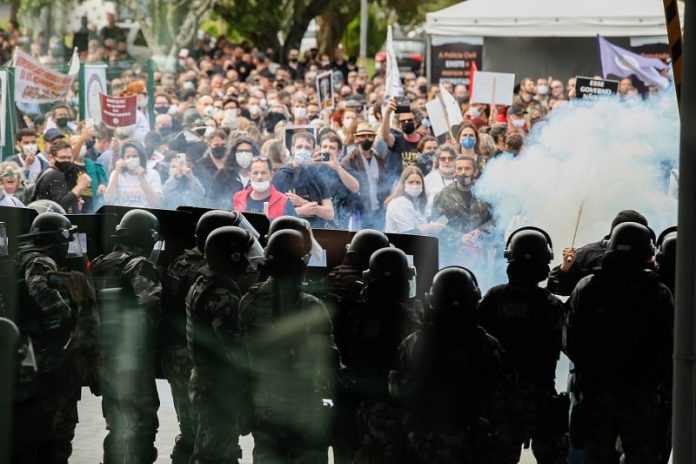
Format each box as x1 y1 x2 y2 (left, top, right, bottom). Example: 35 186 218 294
438 84 464 128
383 26 403 114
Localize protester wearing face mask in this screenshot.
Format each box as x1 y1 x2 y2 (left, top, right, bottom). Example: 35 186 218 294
154 93 172 115
534 77 551 107
385 166 445 235
0 162 27 207
431 155 494 268
104 139 162 207
457 121 481 157
162 154 206 209
193 129 228 195
507 105 528 132
291 98 309 125
206 136 257 209
415 135 439 176
341 123 390 230
381 97 423 182
47 103 78 136
424 145 458 217
34 139 91 213
233 156 297 219
272 131 334 228
9 128 48 183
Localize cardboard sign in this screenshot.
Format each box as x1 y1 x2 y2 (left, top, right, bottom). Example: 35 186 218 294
575 76 619 100
13 48 79 103
99 93 137 128
284 124 318 150
316 71 335 110
470 71 516 106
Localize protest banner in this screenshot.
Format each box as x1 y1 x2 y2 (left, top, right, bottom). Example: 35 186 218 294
284 124 318 150
316 72 334 110
99 93 137 128
81 64 107 125
428 35 483 86
471 71 516 106
12 48 79 104
426 85 464 138
575 76 619 100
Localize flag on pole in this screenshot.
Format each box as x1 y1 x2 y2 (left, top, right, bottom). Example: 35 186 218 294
597 35 670 88
383 25 403 114
468 60 478 99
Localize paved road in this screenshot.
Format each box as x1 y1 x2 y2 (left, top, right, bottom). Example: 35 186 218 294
72 380 538 463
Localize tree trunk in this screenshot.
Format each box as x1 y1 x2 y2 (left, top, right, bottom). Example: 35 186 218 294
317 1 360 57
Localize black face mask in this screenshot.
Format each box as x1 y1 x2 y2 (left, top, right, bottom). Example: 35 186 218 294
56 117 70 128
359 139 374 151
418 84 428 94
356 85 366 95
455 175 474 191
155 105 169 115
401 121 416 135
211 146 226 159
55 161 73 173
159 127 174 138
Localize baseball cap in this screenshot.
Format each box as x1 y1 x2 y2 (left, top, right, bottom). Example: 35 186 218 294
44 128 65 142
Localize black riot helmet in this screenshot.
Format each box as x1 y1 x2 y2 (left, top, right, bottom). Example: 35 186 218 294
346 229 391 269
426 266 480 325
504 226 554 264
264 229 308 278
195 210 244 252
267 215 320 261
606 221 655 264
26 199 67 215
113 209 160 250
655 226 677 291
362 248 415 284
20 212 77 260
205 225 264 275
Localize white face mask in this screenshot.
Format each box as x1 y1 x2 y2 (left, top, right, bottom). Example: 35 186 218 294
537 85 549 96
22 143 38 155
469 107 481 118
343 117 354 129
251 180 270 192
404 184 423 198
225 109 238 120
293 107 306 120
512 119 526 129
235 151 254 168
137 95 148 109
204 105 215 116
125 157 140 170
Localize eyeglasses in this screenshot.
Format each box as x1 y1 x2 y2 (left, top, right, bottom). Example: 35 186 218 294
439 156 454 162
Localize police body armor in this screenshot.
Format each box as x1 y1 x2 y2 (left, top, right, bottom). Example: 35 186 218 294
91 251 154 370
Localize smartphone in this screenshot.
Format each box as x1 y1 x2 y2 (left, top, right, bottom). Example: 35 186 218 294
435 215 449 226
319 152 331 162
394 96 412 114
85 118 94 130
176 153 188 169
47 271 72 290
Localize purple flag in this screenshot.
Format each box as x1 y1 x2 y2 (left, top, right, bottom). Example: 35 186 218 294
598 35 670 88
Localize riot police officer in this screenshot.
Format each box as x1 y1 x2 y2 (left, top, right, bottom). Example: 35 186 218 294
341 248 421 463
389 266 519 464
239 229 340 463
13 212 98 464
161 209 256 464
186 225 264 464
478 227 567 463
565 222 673 463
91 209 162 464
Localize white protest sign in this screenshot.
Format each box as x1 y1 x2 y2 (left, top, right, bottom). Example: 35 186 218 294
83 64 107 125
471 71 515 106
12 48 79 103
425 98 449 137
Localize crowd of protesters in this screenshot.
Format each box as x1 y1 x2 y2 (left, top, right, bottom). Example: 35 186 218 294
0 14 655 239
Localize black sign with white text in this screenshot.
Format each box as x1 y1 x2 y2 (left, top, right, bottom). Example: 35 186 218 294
575 76 619 100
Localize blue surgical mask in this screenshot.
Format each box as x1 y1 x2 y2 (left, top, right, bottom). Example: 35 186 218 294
460 136 476 149
294 150 312 166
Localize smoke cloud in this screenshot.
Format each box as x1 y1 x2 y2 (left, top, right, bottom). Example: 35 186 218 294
472 89 680 291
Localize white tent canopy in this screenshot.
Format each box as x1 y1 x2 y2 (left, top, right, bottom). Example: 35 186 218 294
425 0 684 38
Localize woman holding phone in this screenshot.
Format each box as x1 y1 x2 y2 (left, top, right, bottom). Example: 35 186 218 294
104 140 162 208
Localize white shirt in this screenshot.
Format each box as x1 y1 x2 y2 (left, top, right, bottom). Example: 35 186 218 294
0 192 25 207
108 169 163 207
385 196 427 234
16 153 43 182
424 170 455 217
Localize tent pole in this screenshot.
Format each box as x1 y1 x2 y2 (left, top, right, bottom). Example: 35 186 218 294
662 0 683 105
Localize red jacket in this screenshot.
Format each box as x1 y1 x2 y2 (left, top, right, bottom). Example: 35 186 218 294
233 185 290 219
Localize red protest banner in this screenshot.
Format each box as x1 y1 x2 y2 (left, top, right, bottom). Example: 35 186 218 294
99 93 137 128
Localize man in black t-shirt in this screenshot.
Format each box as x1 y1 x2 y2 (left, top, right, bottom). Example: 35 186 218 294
379 97 422 184
271 132 334 228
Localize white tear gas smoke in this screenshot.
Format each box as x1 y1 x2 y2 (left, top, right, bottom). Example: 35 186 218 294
471 90 679 291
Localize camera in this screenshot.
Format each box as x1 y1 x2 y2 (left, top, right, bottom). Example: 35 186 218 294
47 271 71 291
319 152 331 162
394 96 412 114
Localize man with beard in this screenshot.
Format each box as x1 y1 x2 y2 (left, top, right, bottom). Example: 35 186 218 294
380 97 423 181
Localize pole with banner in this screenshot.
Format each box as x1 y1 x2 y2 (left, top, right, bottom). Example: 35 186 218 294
147 59 155 130
78 62 86 121
1 68 15 160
